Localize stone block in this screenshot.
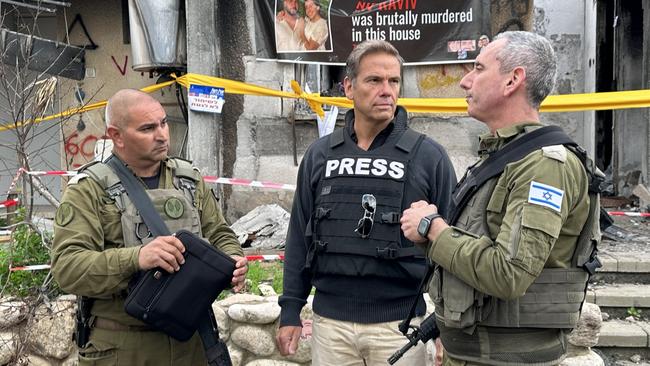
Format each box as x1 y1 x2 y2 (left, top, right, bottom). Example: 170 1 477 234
228 302 281 324
595 252 617 272
560 349 604 366
0 332 15 365
26 298 76 360
231 325 276 356
598 320 647 347
568 303 601 347
0 301 27 328
592 284 650 307
609 252 650 273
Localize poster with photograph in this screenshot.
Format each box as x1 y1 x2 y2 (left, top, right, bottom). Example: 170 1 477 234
255 0 491 65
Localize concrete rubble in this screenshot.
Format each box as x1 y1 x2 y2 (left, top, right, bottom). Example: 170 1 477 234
230 204 289 250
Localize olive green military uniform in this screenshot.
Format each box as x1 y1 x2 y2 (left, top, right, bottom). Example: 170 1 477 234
52 157 242 365
427 123 590 366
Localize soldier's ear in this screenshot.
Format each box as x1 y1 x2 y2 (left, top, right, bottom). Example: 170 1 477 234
106 125 123 148
504 66 525 97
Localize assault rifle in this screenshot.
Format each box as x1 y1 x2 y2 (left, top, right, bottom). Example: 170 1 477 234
74 296 94 347
388 314 440 365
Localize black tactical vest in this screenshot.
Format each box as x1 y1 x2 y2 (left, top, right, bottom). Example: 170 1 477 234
306 127 426 280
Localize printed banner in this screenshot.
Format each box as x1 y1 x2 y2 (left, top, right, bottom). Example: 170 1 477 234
188 84 225 113
255 0 490 65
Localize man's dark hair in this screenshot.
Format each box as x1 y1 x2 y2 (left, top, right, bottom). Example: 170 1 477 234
345 40 404 83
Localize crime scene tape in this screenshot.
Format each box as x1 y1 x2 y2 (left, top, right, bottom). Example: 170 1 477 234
607 211 650 217
3 72 650 133
0 199 19 209
10 254 286 272
10 264 51 272
6 168 25 196
203 176 296 191
16 170 296 191
245 254 285 262
25 170 76 176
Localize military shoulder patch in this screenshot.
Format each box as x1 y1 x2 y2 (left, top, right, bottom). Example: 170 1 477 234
55 202 75 226
527 181 564 213
67 173 89 185
541 145 567 163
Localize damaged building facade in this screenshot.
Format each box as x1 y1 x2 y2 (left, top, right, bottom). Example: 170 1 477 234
0 0 647 220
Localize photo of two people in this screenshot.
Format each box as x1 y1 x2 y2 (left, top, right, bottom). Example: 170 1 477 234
275 0 332 52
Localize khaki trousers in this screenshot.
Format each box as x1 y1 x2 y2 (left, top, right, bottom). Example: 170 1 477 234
311 313 427 366
78 327 206 365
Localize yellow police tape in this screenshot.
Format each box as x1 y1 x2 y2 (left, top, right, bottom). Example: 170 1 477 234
1 72 649 133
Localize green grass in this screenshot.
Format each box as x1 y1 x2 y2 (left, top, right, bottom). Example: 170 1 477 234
246 260 284 295
217 260 285 300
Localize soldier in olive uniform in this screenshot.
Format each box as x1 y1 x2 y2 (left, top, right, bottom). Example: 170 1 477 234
52 89 248 365
401 31 593 365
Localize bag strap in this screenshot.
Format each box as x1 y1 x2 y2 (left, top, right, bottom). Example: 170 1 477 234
448 126 576 224
200 308 233 366
106 155 170 237
105 155 232 365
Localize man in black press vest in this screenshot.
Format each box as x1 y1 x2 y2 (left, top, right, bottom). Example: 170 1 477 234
276 39 457 365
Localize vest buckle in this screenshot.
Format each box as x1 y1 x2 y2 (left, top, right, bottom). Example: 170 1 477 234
376 247 398 259
380 212 401 224
315 240 328 252
583 254 602 276
315 208 331 220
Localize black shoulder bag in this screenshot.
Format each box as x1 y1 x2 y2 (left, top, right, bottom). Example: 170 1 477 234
106 156 233 366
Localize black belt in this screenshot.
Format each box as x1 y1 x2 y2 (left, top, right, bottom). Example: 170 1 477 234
93 317 154 332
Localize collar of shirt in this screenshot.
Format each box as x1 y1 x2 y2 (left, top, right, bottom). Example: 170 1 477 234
344 106 408 150
347 121 395 150
477 122 542 157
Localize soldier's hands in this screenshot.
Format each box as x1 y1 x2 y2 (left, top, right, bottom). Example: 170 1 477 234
276 325 302 356
401 200 440 244
435 338 444 366
138 235 185 273
231 256 248 292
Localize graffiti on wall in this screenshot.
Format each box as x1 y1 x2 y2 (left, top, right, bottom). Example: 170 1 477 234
111 55 129 76
64 131 107 168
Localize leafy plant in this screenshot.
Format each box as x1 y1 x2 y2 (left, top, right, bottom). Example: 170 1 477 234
627 306 642 319
0 208 58 298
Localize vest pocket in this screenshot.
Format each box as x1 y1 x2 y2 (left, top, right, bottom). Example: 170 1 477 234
429 267 442 303
441 269 479 329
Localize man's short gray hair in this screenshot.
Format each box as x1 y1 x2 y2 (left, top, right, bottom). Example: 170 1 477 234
493 31 557 109
345 39 404 82
104 100 113 128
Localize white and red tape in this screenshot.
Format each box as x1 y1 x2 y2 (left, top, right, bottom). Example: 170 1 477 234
10 254 285 272
16 169 296 191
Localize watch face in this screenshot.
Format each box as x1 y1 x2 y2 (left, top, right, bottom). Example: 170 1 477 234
417 218 430 237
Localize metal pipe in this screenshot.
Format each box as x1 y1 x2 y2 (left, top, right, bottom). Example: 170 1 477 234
30 0 71 6
0 0 55 12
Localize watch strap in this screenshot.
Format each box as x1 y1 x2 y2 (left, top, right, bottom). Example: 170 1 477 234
425 213 444 223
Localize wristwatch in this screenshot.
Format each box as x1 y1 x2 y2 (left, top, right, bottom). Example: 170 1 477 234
417 213 444 239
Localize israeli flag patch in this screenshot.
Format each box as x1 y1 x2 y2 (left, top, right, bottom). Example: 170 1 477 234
528 181 564 213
